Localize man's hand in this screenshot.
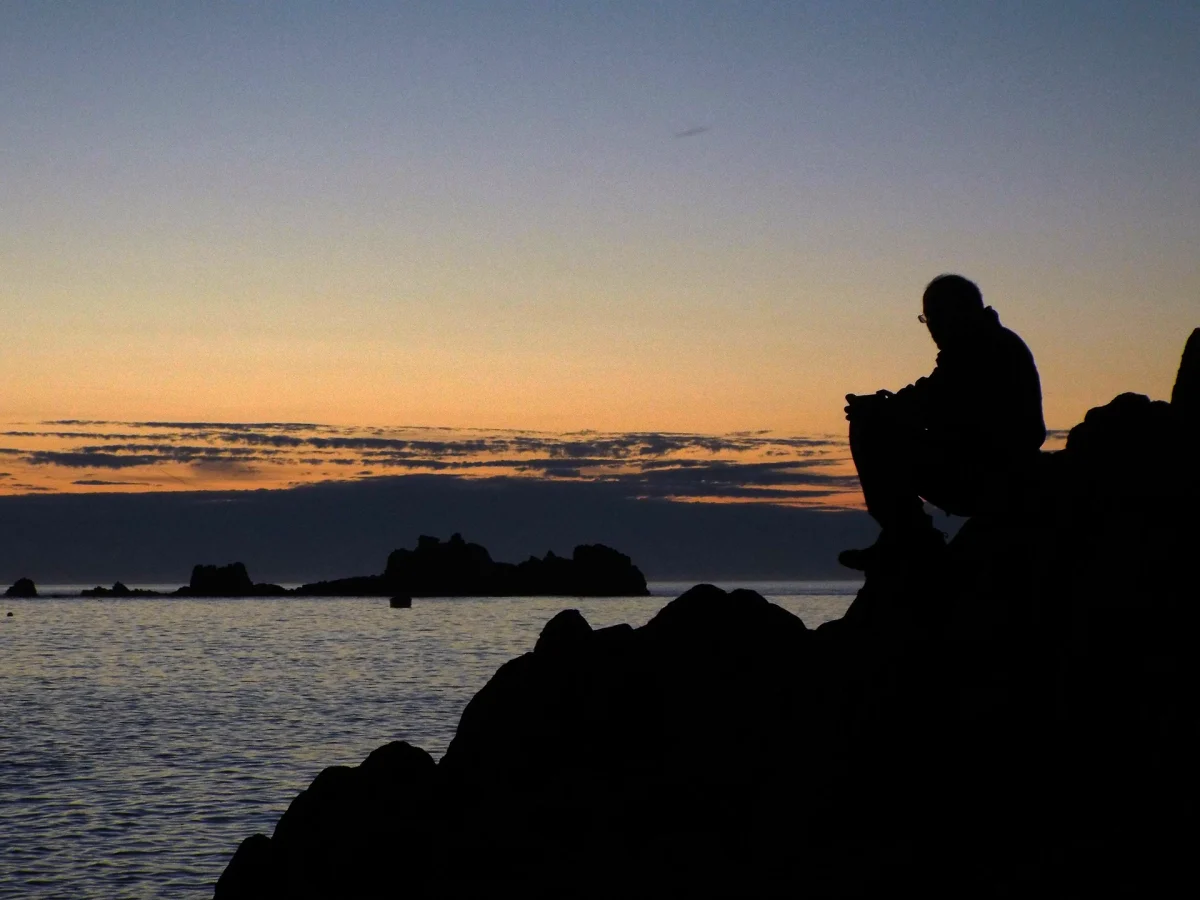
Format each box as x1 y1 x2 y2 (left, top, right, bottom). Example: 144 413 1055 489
844 390 894 421
844 394 858 420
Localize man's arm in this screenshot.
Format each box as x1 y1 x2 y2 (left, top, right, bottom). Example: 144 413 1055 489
891 358 943 423
845 360 940 424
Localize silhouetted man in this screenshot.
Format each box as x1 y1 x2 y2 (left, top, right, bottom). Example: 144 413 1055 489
840 274 1045 570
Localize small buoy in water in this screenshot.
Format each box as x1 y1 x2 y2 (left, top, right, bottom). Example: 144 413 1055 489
389 595 412 609
6 611 12 617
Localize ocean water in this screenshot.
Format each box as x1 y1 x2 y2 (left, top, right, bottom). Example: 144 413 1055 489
0 582 860 899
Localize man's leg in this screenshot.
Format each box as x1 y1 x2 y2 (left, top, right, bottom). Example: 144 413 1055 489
840 399 941 571
848 401 931 532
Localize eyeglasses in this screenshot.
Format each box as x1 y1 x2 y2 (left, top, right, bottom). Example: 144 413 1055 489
918 314 928 324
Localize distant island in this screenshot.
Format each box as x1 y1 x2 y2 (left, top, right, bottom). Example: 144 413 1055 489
4 577 38 598
294 534 648 598
13 534 648 599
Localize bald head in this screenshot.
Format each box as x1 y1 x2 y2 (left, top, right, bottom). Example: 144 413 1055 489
921 274 987 349
923 274 982 314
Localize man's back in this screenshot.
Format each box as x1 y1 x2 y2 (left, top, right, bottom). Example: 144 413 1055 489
896 306 1045 460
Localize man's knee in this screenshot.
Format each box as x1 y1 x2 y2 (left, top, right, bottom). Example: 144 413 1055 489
851 399 918 462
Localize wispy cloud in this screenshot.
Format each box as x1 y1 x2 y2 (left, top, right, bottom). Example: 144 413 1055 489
26 451 162 469
72 479 160 486
0 421 858 506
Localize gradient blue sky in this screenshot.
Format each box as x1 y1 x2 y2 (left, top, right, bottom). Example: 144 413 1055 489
2 1 1197 455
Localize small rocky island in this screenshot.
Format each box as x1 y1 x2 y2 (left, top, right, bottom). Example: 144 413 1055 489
73 534 649 599
294 534 648 598
214 330 1199 897
4 577 38 598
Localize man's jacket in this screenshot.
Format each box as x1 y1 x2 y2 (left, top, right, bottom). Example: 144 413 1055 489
893 307 1046 461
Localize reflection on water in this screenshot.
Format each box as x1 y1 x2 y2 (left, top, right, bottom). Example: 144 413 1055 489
0 582 858 898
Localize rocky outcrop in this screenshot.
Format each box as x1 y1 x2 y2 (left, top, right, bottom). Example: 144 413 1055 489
217 585 816 897
215 742 438 898
4 577 37 598
296 534 649 597
67 538 648 600
383 533 495 594
216 335 1198 896
174 563 288 597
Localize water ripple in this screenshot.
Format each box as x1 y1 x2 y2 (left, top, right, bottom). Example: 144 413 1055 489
0 583 856 898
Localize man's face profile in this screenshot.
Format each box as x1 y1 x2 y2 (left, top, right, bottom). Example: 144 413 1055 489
921 299 949 348
920 274 986 350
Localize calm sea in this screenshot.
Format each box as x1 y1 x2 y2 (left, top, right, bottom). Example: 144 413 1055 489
0 581 859 899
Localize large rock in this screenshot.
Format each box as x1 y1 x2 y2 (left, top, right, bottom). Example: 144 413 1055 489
434 585 817 894
214 742 437 899
191 562 254 595
4 577 37 598
177 563 287 597
531 607 592 655
384 533 498 595
563 543 649 596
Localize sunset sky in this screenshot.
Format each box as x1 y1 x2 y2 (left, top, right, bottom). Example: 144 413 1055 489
2 1 1197 500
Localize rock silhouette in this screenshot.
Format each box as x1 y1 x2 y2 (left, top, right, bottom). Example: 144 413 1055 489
294 534 649 597
218 743 438 897
175 562 289 597
66 536 648 599
4 578 37 598
215 330 1199 897
78 565 288 598
1171 326 1199 419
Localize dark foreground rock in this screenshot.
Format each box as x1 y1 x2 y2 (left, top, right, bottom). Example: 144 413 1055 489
218 585 816 897
4 577 37 598
217 333 1199 897
218 743 437 897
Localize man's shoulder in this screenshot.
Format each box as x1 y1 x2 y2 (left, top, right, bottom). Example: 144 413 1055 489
990 322 1036 363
